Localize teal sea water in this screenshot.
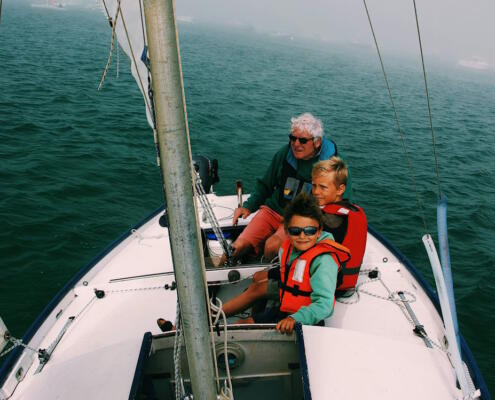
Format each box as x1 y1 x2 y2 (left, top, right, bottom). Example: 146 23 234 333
1 2 494 392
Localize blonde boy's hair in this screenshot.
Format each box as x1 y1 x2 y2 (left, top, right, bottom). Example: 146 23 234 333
312 156 348 187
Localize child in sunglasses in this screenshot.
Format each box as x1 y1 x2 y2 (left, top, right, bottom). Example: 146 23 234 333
230 192 350 334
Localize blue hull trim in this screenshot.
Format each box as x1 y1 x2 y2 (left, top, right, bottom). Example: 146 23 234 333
295 323 312 400
0 206 165 387
128 332 153 400
368 225 490 400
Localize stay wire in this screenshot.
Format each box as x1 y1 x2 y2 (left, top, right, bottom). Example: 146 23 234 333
412 0 442 198
138 0 147 46
101 0 112 25
362 0 428 232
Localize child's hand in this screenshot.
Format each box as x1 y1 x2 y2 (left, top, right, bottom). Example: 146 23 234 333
276 316 296 334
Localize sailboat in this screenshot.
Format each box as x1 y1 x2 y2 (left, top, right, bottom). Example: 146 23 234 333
0 0 491 399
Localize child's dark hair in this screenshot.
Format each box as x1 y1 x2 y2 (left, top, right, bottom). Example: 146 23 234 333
283 192 324 230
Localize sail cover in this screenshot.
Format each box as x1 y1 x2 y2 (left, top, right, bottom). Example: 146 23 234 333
100 0 154 127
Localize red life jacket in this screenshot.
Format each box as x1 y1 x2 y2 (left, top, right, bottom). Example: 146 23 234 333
322 202 367 292
279 238 351 314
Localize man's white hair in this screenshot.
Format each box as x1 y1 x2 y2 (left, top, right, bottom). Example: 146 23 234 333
291 113 324 138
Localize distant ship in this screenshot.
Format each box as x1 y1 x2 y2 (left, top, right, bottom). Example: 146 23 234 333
458 57 490 70
31 1 65 10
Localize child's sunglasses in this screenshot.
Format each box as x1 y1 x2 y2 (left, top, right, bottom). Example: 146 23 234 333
287 226 319 236
288 134 314 145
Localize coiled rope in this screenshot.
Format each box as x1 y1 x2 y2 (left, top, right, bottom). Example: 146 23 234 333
210 297 235 400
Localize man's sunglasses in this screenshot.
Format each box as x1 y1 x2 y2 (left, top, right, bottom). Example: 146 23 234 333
287 226 319 236
288 134 314 145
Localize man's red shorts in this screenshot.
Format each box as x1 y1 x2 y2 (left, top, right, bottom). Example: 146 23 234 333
237 206 287 255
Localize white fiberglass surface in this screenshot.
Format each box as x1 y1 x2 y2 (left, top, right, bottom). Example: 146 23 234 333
302 325 459 399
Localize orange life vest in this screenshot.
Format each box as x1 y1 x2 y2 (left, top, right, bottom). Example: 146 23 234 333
279 238 351 314
322 202 367 292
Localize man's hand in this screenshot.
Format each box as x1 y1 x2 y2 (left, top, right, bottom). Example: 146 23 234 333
233 207 251 225
276 316 296 335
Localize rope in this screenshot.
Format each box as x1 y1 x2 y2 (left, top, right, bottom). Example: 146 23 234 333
173 303 185 400
130 228 166 246
101 0 112 25
194 171 233 262
98 0 121 91
362 0 428 232
207 203 234 222
106 285 167 294
116 39 120 79
210 298 234 400
412 0 442 198
337 268 445 350
1 337 38 358
336 268 417 307
98 2 153 120
1 294 97 360
191 170 232 393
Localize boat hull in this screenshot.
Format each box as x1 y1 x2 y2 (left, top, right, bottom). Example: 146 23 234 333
0 195 489 399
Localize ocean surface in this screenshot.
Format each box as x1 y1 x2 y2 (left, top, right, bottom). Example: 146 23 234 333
1 2 494 393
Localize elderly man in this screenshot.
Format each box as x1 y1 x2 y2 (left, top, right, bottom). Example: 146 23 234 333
230 112 352 262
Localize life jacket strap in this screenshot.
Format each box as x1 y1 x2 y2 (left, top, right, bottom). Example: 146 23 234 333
280 283 311 297
340 266 361 275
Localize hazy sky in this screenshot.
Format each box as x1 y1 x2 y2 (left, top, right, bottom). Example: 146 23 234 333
15 0 495 69
175 0 495 69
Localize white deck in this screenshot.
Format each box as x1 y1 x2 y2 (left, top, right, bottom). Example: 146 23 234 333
0 194 463 399
302 325 457 399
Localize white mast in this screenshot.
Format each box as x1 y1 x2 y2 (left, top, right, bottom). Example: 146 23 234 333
142 0 217 398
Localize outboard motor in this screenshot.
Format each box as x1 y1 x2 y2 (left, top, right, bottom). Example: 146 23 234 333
192 155 219 194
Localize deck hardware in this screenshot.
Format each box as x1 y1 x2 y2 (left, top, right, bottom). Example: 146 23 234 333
94 289 105 299
15 367 23 381
83 281 88 286
38 349 50 363
159 211 169 227
397 291 432 348
382 257 388 263
368 270 379 279
236 180 243 208
215 342 244 370
35 317 75 374
227 270 240 283
164 281 176 290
